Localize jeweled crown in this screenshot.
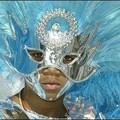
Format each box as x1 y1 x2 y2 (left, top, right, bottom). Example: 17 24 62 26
36 9 78 50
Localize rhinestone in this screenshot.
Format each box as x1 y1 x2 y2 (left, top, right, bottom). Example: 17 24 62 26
36 8 77 50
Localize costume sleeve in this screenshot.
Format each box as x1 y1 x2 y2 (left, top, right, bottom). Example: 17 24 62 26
0 99 23 119
64 93 96 119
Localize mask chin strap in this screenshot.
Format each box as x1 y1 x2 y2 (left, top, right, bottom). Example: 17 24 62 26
27 73 46 99
56 80 74 99
27 71 74 101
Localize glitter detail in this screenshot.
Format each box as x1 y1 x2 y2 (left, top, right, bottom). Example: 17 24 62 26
36 9 77 50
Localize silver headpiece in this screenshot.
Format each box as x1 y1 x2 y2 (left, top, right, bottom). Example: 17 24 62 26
32 9 98 82
36 9 77 50
25 9 99 101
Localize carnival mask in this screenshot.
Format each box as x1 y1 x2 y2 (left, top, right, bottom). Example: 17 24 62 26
25 9 99 101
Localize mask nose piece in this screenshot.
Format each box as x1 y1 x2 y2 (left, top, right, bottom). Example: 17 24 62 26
49 51 57 64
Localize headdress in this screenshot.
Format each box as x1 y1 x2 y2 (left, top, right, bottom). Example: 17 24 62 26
0 1 120 118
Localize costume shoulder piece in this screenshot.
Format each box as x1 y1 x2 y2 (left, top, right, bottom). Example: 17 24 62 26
0 99 23 119
0 96 97 119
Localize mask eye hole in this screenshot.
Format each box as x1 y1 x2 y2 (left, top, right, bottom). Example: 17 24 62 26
62 55 78 64
27 49 44 63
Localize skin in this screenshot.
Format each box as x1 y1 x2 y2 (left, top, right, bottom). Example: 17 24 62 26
26 49 75 101
11 50 75 118
21 79 67 118
38 67 68 100
12 67 68 118
10 50 96 119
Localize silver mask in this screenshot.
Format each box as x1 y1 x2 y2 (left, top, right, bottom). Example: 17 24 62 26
25 9 99 101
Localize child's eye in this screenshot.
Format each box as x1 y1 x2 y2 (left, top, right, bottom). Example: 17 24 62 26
34 53 43 58
26 49 44 62
62 55 77 64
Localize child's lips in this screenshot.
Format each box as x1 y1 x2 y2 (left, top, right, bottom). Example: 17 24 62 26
41 82 60 90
